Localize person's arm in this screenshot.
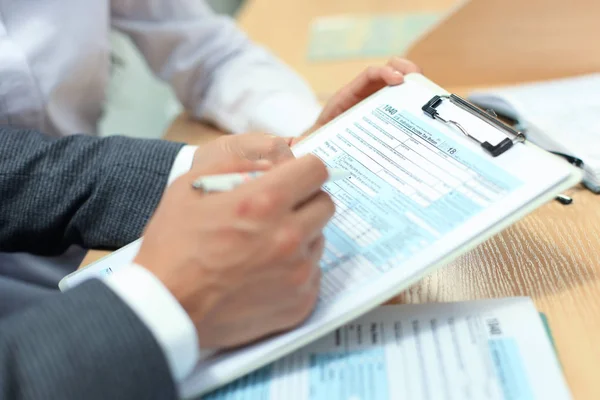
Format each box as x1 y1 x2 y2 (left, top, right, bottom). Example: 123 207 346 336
0 279 178 400
0 126 184 255
0 154 335 400
110 0 322 137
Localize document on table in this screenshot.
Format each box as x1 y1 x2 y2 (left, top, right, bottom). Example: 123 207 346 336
59 74 580 397
203 298 570 400
307 12 448 61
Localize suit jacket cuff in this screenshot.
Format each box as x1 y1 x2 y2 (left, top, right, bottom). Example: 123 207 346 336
1 280 178 399
103 264 200 382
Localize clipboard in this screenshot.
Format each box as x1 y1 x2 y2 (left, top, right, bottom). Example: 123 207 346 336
421 93 526 157
59 74 582 398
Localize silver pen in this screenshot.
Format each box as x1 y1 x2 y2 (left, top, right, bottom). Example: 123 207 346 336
192 168 351 193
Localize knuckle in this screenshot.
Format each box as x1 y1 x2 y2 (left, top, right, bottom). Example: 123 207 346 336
296 288 320 322
321 191 336 216
281 280 320 330
286 262 314 290
265 137 287 157
275 224 303 257
389 55 403 65
365 65 378 74
267 136 285 149
365 65 381 79
306 156 328 182
237 189 282 218
312 235 326 260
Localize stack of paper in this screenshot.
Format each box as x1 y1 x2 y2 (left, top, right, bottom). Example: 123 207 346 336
469 74 600 193
202 298 570 400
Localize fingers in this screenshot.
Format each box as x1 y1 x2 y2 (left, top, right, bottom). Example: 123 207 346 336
375 65 406 86
290 191 336 243
289 129 316 147
387 56 422 75
189 154 272 177
308 234 326 263
284 235 325 294
241 155 329 211
344 65 395 102
280 137 296 147
227 133 295 164
347 57 420 99
270 192 332 270
260 135 295 163
343 57 421 99
291 257 322 323
360 57 421 88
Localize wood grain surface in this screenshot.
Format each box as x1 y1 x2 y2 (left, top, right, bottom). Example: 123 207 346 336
237 0 600 97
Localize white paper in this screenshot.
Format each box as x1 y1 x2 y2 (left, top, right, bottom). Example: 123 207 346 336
202 298 570 400
58 240 142 291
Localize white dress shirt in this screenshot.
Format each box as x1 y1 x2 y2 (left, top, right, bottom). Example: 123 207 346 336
105 263 200 382
1 0 323 385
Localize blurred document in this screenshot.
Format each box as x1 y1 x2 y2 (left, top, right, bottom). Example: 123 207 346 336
306 1 471 62
204 298 570 400
307 12 446 61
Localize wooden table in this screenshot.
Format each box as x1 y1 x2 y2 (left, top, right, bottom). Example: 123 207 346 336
83 1 600 398
237 0 600 96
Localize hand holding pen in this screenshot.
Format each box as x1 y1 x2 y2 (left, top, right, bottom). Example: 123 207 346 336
192 167 350 193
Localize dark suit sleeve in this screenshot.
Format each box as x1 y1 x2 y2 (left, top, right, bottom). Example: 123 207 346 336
0 280 177 400
0 126 185 255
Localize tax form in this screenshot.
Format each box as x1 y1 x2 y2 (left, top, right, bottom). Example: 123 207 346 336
59 74 580 398
203 298 570 400
305 97 522 302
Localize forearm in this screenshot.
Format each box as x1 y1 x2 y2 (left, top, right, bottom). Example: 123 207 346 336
111 0 321 137
0 280 177 400
0 127 184 255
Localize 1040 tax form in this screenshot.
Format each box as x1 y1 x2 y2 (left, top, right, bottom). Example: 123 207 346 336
204 298 570 400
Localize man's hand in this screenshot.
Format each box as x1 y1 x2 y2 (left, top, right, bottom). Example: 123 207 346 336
193 132 295 168
135 155 335 349
293 57 421 145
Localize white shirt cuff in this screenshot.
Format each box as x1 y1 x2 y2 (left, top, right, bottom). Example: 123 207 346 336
248 93 322 137
167 145 198 186
103 264 200 382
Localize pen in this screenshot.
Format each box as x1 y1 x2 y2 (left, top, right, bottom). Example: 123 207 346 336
192 168 351 193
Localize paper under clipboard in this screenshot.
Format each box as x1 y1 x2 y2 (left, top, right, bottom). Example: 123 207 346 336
59 74 582 398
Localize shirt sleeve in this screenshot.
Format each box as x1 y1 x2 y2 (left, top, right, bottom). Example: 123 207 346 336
103 264 200 382
110 0 322 137
167 145 198 185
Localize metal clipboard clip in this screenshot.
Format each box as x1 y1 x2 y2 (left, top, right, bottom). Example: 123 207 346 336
422 94 526 157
